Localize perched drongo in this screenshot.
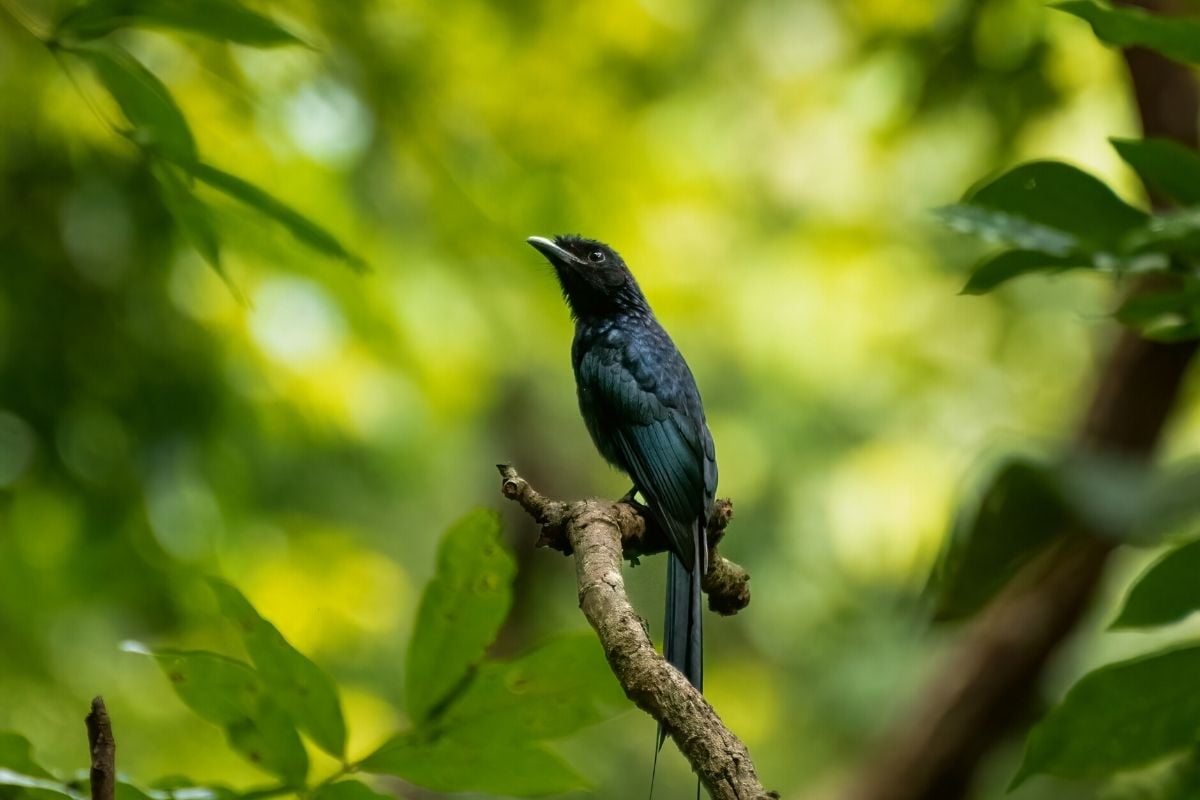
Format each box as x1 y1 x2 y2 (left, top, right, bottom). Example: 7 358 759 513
527 234 717 704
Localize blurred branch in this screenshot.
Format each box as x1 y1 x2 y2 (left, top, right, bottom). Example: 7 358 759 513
842 2 1200 798
86 697 115 800
497 465 770 800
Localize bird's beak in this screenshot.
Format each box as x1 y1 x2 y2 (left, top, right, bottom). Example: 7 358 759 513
527 236 584 268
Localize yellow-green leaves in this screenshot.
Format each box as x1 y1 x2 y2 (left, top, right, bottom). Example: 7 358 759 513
405 509 515 723
356 516 625 797
209 580 347 759
49 5 361 279
69 44 197 166
127 646 309 786
121 512 621 799
310 782 393 800
0 732 78 800
1015 646 1200 786
150 162 223 278
56 0 302 47
187 164 367 272
432 634 626 744
128 576 351 783
360 736 588 796
1055 1 1200 66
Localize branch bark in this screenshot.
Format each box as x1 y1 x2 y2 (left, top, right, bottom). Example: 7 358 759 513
497 465 771 800
86 697 115 800
842 4 1199 798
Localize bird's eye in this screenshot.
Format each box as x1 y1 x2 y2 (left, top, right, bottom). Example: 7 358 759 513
587 250 606 264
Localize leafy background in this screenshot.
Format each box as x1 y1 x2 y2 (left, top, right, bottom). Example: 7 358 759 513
3 0 1200 799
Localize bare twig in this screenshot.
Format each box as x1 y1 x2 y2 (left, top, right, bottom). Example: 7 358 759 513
842 3 1200 797
497 465 771 799
86 697 115 800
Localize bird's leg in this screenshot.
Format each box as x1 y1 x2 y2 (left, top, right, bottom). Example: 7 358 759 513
618 485 652 515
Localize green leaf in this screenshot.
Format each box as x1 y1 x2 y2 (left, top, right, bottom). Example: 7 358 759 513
68 44 196 166
1116 283 1199 326
310 782 392 800
185 162 366 271
960 250 1083 295
406 509 515 723
151 161 225 280
1055 2 1200 66
112 784 154 800
1117 284 1200 341
929 456 1071 620
208 579 346 758
935 205 1078 257
0 738 75 800
0 734 53 780
1112 138 1200 207
125 644 308 786
1113 538 1200 628
1015 645 1200 786
964 161 1147 251
56 0 302 47
1124 209 1200 262
435 633 627 743
360 734 587 797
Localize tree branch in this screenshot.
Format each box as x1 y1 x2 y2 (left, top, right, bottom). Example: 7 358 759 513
497 465 771 800
842 4 1200 797
86 697 115 800
498 465 750 615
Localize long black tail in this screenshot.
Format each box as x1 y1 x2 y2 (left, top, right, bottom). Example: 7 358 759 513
657 525 704 746
650 527 705 798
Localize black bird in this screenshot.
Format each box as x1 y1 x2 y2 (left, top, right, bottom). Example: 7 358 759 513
527 233 717 704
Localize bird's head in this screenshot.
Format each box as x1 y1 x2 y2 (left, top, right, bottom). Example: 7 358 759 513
527 234 645 318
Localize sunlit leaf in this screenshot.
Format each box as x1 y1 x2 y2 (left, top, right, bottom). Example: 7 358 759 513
310 781 392 800
964 161 1147 251
360 734 587 797
1055 2 1200 66
1015 645 1200 786
1112 538 1200 629
1112 138 1200 207
126 645 307 786
406 509 515 723
185 162 366 271
151 161 224 280
56 0 302 47
435 633 627 743
68 43 196 166
209 579 346 758
960 250 1083 295
929 456 1071 620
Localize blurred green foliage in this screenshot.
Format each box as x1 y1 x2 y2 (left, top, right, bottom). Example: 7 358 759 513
3 0 1200 798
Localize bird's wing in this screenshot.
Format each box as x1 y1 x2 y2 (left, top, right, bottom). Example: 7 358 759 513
580 345 709 567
